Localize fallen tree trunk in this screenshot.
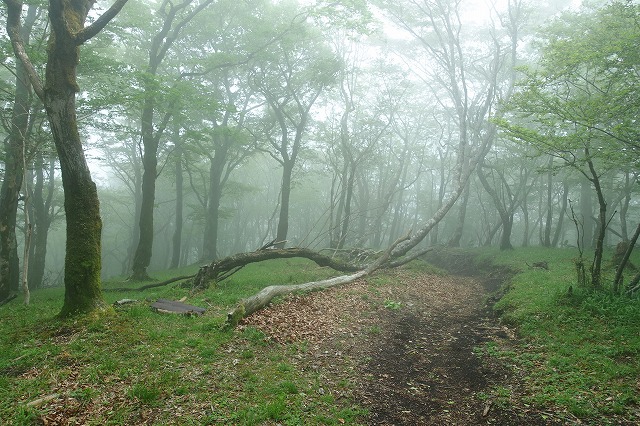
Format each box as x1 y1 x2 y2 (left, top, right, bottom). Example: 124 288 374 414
225 233 410 328
193 247 361 290
225 270 368 327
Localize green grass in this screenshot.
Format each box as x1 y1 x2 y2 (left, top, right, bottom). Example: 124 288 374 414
4 249 640 424
0 258 364 425
484 247 640 424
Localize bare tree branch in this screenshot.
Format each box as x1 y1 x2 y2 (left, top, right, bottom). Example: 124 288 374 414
3 0 44 100
74 0 130 44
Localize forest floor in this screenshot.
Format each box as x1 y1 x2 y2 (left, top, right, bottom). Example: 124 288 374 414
242 267 567 425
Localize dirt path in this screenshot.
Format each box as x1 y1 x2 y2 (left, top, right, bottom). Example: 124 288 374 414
242 269 552 425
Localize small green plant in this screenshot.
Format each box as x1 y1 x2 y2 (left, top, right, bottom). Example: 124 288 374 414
241 349 255 359
70 387 96 403
383 299 402 310
367 325 381 334
279 380 299 394
128 383 161 404
264 396 287 420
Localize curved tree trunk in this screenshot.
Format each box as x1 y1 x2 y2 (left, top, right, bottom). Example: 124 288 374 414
587 154 606 289
46 71 104 316
614 221 640 293
224 234 409 326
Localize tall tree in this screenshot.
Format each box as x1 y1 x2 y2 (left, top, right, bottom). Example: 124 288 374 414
500 1 640 288
131 0 214 280
0 3 38 303
378 0 522 258
252 22 339 247
4 0 128 315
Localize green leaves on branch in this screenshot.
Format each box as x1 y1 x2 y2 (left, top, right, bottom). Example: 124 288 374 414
499 1 640 172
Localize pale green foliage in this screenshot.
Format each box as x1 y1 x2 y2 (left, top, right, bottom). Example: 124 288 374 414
502 1 640 172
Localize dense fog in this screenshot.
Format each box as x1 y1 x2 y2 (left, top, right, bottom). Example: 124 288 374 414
1 0 637 290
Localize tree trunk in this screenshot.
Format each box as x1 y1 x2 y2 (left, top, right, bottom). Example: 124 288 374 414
131 90 159 280
275 162 294 248
448 183 469 247
202 153 225 260
619 171 632 242
44 40 104 316
7 0 128 315
337 162 356 249
130 0 205 278
224 233 410 326
193 247 362 290
125 148 143 272
587 155 606 289
551 181 569 247
499 214 514 250
476 163 513 250
430 161 447 245
580 179 594 248
170 141 183 269
47 104 103 315
521 195 530 247
28 156 55 289
543 158 553 247
0 5 37 300
614 221 640 293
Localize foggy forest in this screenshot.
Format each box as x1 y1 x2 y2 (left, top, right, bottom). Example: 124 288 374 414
1 0 639 424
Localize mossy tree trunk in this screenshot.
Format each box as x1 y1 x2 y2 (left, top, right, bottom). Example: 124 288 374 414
45 0 102 316
5 0 129 315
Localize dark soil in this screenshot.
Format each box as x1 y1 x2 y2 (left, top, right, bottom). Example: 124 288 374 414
243 265 568 425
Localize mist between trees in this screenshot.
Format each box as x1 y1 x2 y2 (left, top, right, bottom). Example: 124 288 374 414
0 0 638 314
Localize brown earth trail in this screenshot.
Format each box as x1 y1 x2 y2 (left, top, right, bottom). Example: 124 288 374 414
242 268 559 425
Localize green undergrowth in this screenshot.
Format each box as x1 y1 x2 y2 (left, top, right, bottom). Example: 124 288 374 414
480 247 640 424
0 258 364 425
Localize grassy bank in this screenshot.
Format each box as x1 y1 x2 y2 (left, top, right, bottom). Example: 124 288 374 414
0 259 363 425
482 247 640 424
